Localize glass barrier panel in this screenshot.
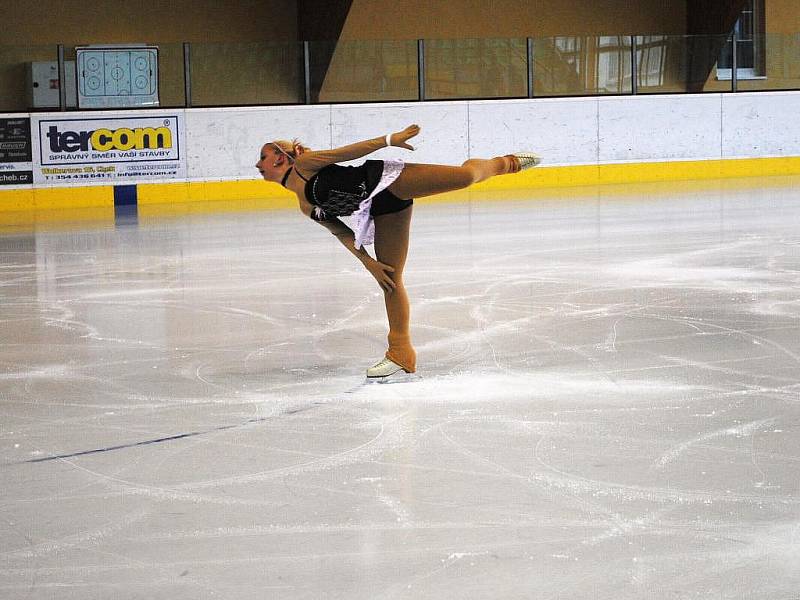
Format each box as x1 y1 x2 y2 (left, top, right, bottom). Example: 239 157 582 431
154 43 187 108
0 45 59 112
636 35 731 94
3 35 797 114
61 45 78 107
306 39 334 103
315 39 418 103
533 36 632 96
424 38 527 100
737 33 800 91
189 42 303 106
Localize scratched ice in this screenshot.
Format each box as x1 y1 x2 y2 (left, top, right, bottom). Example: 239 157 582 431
1 178 799 599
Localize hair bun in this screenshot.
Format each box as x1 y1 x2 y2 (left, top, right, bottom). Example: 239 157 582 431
291 139 310 156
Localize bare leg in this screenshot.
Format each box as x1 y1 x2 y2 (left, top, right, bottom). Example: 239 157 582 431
387 156 516 200
373 205 415 372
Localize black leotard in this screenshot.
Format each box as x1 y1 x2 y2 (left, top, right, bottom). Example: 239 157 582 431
300 160 384 218
286 139 414 225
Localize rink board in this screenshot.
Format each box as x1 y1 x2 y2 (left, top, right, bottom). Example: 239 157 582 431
2 91 800 214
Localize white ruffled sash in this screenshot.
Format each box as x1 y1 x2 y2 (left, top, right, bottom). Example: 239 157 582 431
350 159 405 249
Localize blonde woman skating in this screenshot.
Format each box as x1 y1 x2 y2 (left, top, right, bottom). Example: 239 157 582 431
256 124 539 379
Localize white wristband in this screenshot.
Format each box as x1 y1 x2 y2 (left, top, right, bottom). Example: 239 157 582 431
385 133 392 147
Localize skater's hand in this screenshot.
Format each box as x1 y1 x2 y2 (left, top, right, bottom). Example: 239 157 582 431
390 124 420 151
365 258 396 293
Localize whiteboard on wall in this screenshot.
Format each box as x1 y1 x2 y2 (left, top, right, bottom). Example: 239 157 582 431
76 46 159 109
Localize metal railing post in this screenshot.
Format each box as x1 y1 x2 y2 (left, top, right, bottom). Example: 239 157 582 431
183 43 192 107
417 39 426 101
57 44 67 111
526 37 534 98
731 31 738 92
630 36 638 95
303 41 312 104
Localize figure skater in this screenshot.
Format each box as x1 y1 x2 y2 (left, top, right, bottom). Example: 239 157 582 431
256 124 539 379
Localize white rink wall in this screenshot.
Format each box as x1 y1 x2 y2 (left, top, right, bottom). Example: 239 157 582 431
3 90 800 190
186 91 800 181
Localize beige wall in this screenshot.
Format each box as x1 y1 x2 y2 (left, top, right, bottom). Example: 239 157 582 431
321 0 687 101
0 0 299 111
4 0 294 45
746 0 800 90
3 0 798 111
325 0 800 101
767 0 800 33
339 0 687 39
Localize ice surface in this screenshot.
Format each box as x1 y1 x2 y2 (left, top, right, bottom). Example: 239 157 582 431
1 179 799 599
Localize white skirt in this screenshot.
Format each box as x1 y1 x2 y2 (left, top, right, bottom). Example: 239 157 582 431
350 159 405 249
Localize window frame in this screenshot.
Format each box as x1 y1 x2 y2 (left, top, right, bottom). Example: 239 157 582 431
716 0 767 81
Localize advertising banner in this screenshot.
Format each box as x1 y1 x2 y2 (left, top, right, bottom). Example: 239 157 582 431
34 113 186 184
0 117 33 186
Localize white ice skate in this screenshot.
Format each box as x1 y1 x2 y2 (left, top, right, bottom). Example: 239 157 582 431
366 357 405 379
511 153 541 172
365 356 418 383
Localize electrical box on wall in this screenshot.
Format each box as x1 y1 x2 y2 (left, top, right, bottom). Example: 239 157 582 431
26 62 78 109
76 46 159 109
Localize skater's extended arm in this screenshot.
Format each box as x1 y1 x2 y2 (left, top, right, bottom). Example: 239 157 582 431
296 125 420 174
317 218 396 293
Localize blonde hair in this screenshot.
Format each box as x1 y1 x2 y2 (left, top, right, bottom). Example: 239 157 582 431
270 139 311 161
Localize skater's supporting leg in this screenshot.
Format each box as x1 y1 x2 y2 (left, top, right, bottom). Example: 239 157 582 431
373 205 416 373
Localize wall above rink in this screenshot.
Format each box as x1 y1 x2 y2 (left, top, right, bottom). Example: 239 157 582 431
2 90 800 213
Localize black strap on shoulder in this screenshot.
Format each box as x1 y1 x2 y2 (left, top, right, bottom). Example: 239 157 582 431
280 168 292 187
293 167 310 183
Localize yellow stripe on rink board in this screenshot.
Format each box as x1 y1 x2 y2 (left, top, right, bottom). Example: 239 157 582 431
0 205 115 231
0 187 35 211
197 180 292 204
0 186 113 213
716 156 800 178
0 185 114 212
2 156 800 215
139 198 282 219
137 180 296 219
471 164 601 192
136 181 190 204
34 185 114 209
603 156 800 183
137 180 297 209
468 156 800 193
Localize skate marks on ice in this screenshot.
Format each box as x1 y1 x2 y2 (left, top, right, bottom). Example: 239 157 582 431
3 191 800 598
6 371 406 467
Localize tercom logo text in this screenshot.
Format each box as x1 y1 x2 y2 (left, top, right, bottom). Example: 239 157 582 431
46 126 173 153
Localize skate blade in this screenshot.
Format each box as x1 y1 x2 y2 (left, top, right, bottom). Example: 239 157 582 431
365 371 421 385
